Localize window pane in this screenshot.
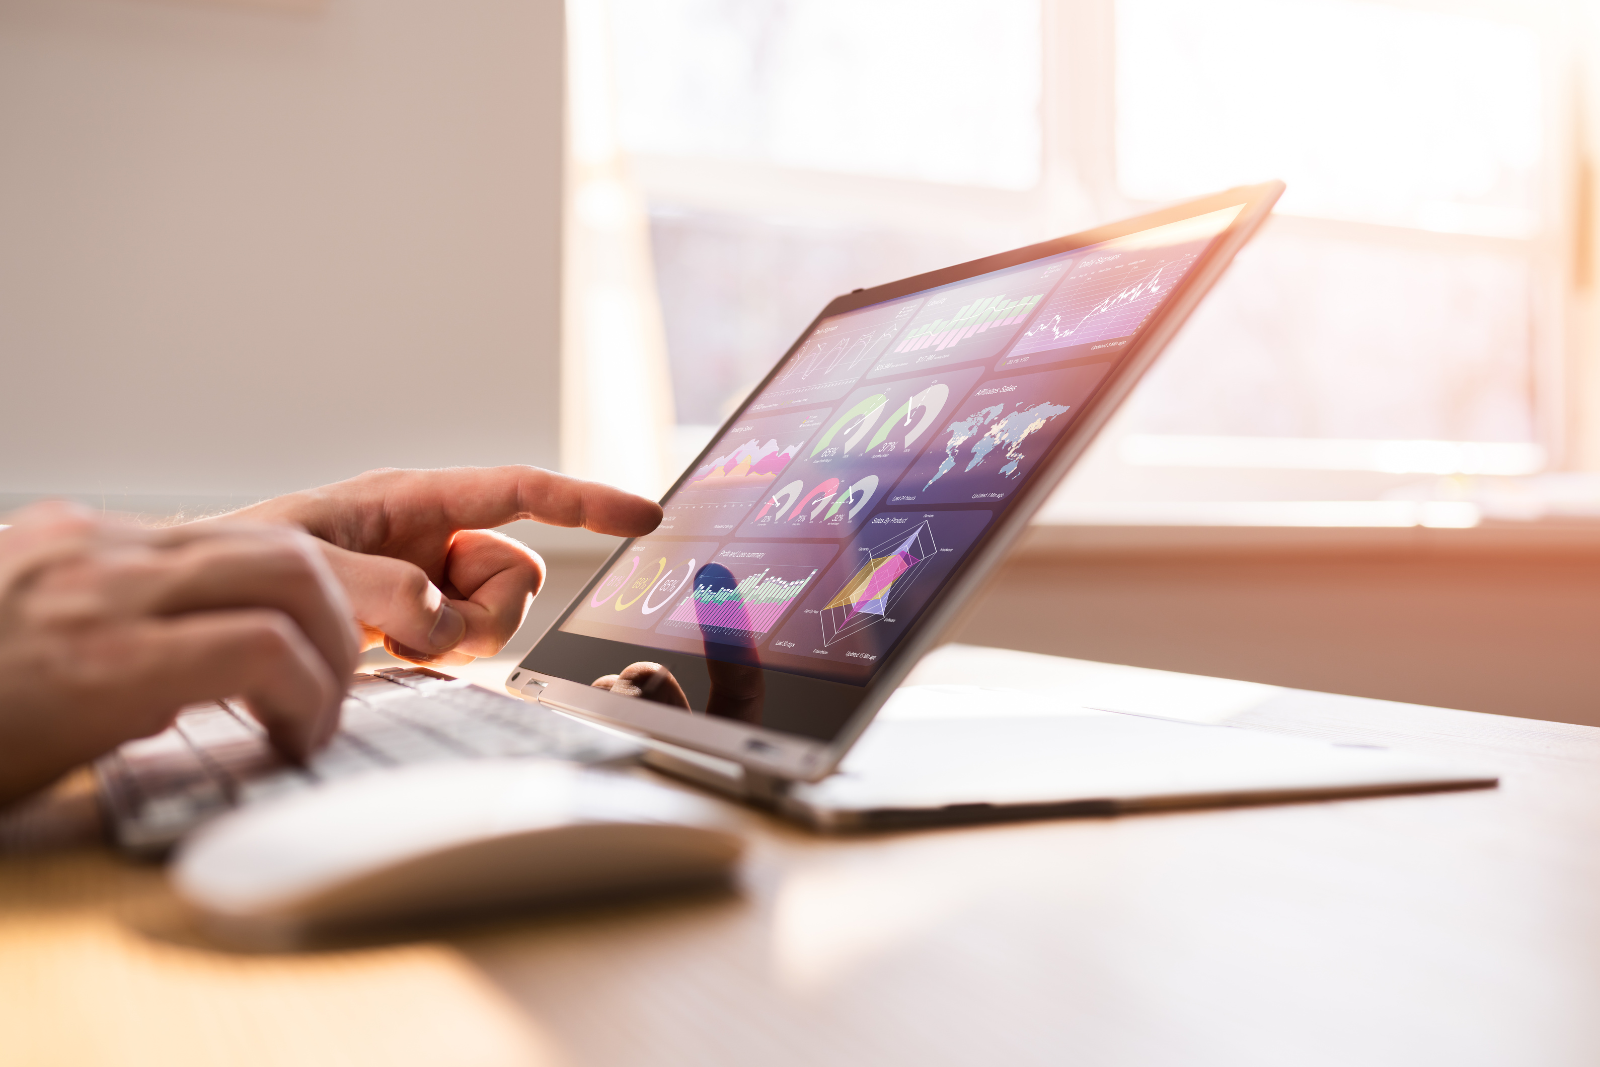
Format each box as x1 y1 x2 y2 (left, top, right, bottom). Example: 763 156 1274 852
609 0 1043 190
1116 0 1543 236
1119 223 1536 442
649 209 994 427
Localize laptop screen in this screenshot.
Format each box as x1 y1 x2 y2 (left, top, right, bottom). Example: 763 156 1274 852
525 201 1249 740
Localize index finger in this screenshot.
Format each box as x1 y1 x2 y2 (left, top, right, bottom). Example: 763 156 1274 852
229 466 665 545
418 466 664 537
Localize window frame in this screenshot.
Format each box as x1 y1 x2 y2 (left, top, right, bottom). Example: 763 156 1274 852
618 0 1583 525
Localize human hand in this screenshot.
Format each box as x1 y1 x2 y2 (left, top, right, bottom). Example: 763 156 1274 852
0 502 358 805
592 662 693 706
221 466 663 666
592 659 764 725
591 561 765 724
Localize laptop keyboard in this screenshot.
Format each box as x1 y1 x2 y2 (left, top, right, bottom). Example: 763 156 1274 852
94 667 642 855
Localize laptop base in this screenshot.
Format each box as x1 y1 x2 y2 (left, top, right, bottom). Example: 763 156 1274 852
638 686 1496 832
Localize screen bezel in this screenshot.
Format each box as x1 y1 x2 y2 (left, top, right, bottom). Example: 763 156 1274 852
510 182 1285 783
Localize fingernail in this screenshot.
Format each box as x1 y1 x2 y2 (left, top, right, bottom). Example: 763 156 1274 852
385 637 440 663
428 603 466 651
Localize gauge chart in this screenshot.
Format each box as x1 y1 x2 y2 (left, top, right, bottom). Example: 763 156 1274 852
805 366 983 467
559 538 721 642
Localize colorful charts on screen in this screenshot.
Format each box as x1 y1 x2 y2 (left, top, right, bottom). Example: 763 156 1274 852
889 364 1111 506
817 520 937 647
661 408 835 536
806 367 983 466
765 510 991 675
678 408 830 503
566 539 721 633
747 298 924 413
654 542 838 646
655 500 758 538
995 212 1235 371
738 367 982 538
865 256 1073 380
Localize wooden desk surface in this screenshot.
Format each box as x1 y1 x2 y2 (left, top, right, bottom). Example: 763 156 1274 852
5 645 1599 1067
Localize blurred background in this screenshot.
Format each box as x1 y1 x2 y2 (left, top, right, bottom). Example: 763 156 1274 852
4 0 1600 722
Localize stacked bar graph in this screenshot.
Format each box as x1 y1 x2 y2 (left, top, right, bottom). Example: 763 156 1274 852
891 293 1043 355
666 568 817 635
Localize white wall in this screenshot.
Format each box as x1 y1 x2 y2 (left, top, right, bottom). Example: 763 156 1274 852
0 0 564 500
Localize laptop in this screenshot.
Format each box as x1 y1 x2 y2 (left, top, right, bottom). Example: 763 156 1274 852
502 181 1494 826
97 183 1495 851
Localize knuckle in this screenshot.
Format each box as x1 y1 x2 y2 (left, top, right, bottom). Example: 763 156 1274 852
391 564 434 606
277 539 322 577
26 550 132 608
237 610 303 660
252 532 324 583
46 622 155 693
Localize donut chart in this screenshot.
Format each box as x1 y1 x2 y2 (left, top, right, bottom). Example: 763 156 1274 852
614 556 667 610
588 556 639 607
641 558 697 615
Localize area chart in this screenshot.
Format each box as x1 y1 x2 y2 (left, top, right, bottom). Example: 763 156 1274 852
686 438 805 495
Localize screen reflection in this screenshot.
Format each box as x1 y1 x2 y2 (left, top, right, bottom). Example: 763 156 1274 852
590 564 764 723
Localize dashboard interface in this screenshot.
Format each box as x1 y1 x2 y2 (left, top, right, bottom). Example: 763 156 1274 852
530 203 1246 737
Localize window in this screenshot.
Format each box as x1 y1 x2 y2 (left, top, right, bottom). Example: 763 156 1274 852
590 0 1574 527
611 0 1042 191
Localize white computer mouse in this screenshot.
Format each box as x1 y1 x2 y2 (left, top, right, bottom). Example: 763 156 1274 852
171 760 745 949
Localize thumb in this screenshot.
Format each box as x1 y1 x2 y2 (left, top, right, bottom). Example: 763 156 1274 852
316 541 473 665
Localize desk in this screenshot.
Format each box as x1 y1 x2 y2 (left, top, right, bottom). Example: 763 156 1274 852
4 645 1599 1067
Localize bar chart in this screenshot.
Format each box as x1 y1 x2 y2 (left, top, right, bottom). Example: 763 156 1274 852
666 567 819 635
867 255 1071 379
890 293 1043 355
655 543 838 643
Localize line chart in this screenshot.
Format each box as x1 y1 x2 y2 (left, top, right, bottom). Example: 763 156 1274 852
1007 251 1198 359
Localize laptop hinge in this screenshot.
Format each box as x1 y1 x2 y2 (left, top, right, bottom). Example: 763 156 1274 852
640 745 790 807
741 769 789 805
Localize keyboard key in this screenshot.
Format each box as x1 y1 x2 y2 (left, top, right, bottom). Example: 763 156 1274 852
235 768 316 805
175 706 259 748
305 735 388 780
97 673 645 855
